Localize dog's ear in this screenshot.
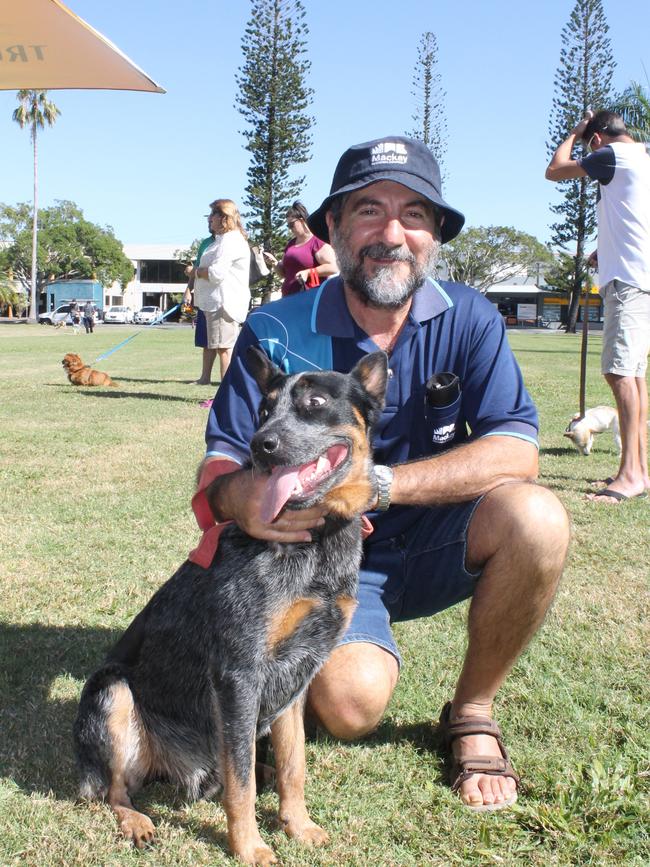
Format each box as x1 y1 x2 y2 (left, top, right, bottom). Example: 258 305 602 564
350 351 388 407
246 346 284 395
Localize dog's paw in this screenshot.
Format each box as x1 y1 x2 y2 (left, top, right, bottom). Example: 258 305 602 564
233 841 278 865
117 809 155 848
281 816 329 847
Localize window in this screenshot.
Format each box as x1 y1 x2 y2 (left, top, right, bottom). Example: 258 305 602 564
139 259 187 284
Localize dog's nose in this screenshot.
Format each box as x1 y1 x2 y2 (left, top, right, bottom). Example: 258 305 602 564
259 433 280 454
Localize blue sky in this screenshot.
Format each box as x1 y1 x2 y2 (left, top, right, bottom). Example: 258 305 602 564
1 0 648 250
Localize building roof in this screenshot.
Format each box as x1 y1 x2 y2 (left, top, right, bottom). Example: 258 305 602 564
484 284 545 295
122 243 186 261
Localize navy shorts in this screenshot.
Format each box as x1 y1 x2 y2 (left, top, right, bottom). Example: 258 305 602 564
339 498 483 665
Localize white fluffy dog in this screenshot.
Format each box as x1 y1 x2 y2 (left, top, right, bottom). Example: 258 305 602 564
564 406 621 455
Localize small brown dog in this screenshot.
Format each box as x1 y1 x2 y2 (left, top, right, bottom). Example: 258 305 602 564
62 353 118 387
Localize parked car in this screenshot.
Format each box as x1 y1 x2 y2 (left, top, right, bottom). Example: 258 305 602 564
134 305 161 325
104 306 134 324
38 302 101 325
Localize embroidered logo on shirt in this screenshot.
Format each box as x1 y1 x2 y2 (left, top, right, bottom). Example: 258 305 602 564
371 141 408 165
432 422 455 444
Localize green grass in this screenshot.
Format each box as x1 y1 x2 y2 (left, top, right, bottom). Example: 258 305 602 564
1 323 648 866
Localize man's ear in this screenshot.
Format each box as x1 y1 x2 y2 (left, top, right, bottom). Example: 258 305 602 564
246 346 283 395
325 210 335 239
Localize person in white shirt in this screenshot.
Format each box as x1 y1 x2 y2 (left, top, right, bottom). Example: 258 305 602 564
546 110 650 503
192 199 251 384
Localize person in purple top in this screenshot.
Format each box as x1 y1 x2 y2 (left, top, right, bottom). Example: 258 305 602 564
263 200 338 296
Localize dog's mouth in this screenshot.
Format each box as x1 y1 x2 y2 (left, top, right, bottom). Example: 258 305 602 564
259 443 349 523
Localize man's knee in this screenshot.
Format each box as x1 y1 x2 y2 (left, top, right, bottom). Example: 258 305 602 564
308 643 398 740
469 483 570 570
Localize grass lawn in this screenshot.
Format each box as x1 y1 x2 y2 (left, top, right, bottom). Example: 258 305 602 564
0 323 648 866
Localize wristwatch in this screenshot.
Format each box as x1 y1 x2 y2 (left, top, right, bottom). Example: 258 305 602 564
373 464 394 511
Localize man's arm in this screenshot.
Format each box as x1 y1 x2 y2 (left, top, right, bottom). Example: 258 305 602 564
545 114 591 182
391 435 538 507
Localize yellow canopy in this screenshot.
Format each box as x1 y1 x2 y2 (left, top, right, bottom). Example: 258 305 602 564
0 0 165 92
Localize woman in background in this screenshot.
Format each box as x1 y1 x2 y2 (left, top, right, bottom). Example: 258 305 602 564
263 201 337 297
191 199 250 384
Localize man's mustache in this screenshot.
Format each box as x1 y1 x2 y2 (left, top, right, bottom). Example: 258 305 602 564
359 243 416 264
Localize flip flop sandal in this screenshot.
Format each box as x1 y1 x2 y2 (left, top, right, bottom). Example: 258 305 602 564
438 702 520 812
590 487 648 502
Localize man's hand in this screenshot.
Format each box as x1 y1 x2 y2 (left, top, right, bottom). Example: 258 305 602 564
571 110 593 140
208 468 328 543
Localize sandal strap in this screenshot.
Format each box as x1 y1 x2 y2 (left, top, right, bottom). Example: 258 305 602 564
439 702 504 743
439 702 520 792
450 757 520 793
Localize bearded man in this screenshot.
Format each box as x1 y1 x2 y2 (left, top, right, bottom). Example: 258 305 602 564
194 136 569 811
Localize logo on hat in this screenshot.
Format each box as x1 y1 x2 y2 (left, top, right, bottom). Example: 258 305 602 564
371 141 408 166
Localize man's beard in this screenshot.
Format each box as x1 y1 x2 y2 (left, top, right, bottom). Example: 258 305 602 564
331 226 440 309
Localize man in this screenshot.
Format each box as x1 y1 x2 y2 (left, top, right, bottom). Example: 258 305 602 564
82 300 95 334
194 137 569 810
546 110 650 502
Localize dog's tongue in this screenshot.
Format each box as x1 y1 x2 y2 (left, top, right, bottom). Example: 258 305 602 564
259 445 347 523
260 466 303 523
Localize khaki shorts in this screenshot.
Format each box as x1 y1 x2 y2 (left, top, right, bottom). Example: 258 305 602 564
203 308 239 350
600 280 650 377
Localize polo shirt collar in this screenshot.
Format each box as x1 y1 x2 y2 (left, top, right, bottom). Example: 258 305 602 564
313 275 453 336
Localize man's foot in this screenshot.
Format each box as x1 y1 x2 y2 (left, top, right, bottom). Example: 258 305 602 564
439 702 519 811
193 378 212 385
586 486 648 504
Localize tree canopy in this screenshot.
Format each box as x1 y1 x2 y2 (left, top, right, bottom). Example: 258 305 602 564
611 81 650 142
440 226 554 293
0 200 134 294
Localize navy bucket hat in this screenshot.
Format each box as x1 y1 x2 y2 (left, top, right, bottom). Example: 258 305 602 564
308 136 465 244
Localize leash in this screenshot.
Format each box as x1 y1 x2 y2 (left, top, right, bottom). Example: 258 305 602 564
90 304 180 364
578 268 595 420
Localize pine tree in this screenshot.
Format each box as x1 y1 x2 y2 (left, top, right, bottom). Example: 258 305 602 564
235 0 314 265
546 0 614 332
409 32 447 179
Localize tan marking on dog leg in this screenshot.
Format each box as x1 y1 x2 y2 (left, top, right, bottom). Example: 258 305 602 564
271 701 328 847
336 594 357 631
106 683 155 848
223 747 276 865
267 598 319 651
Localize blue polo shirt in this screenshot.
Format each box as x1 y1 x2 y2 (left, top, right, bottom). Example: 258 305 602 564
204 276 538 539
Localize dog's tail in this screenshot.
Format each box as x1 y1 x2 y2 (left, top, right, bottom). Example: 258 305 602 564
108 379 119 388
73 663 133 800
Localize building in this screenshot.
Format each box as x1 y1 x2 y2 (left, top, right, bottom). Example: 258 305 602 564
110 243 190 311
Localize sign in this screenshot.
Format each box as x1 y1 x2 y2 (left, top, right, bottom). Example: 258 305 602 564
517 303 537 321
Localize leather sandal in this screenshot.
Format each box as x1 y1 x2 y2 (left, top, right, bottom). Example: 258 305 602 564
438 702 520 811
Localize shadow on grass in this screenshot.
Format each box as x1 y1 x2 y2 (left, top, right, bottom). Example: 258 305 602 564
44 383 200 403
0 623 119 798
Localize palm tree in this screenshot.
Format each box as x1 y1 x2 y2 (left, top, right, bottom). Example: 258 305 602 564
12 90 61 322
611 81 650 142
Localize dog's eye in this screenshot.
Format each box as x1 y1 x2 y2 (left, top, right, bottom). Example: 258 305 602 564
307 395 326 408
259 408 269 422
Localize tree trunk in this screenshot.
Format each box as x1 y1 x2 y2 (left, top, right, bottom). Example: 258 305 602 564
29 126 38 322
